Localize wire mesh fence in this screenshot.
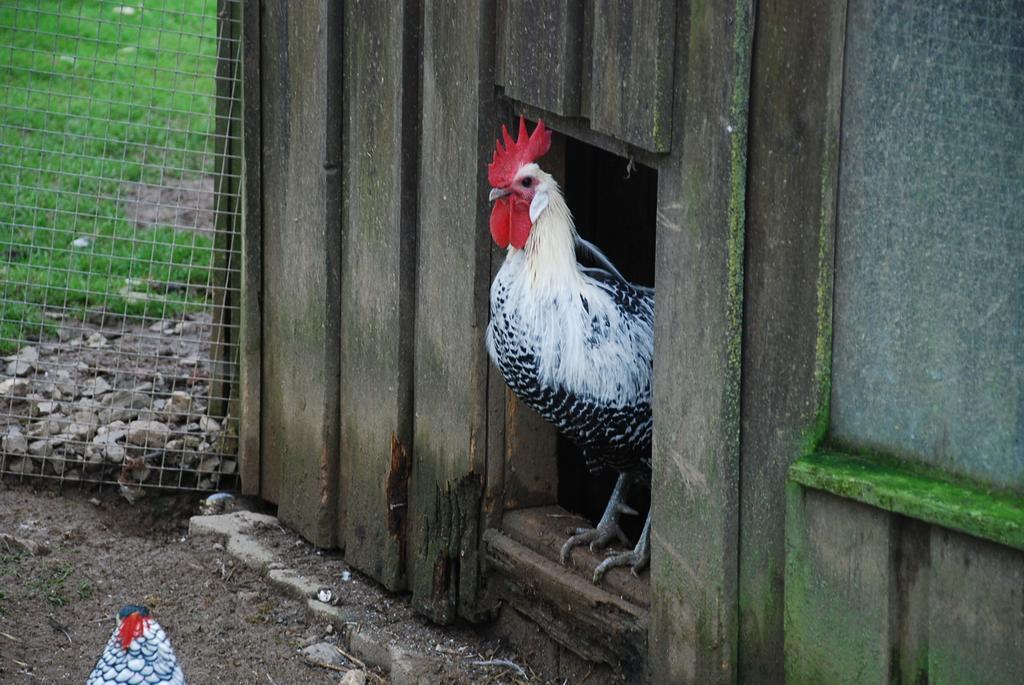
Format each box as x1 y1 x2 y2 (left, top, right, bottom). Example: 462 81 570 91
0 0 242 493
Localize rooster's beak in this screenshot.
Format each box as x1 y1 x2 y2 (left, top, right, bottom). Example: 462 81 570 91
489 187 510 202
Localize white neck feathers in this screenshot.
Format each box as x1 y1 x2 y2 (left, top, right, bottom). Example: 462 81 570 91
491 177 653 405
520 178 581 293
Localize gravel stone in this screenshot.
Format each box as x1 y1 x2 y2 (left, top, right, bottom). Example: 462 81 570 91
199 415 221 433
28 439 58 457
2 433 28 455
299 643 346 669
79 377 111 397
0 378 30 397
163 391 193 421
127 419 171 447
5 346 40 376
5 457 37 475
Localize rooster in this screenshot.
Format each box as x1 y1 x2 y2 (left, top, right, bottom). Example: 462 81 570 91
86 605 186 685
485 117 654 583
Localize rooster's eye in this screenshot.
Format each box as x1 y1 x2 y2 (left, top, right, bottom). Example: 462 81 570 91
521 177 533 188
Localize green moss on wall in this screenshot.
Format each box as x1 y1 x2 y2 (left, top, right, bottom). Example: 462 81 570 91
790 451 1024 550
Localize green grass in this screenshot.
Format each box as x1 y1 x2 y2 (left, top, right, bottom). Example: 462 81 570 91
0 0 224 353
1 551 92 609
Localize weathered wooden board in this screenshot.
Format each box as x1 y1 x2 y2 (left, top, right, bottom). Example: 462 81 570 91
648 1 752 681
338 0 420 591
739 0 847 679
258 1 342 545
784 487 894 684
492 389 559 514
205 0 244 481
928 528 1024 684
238 0 262 496
209 0 237 421
222 0 245 473
589 1 675 152
408 0 498 624
501 506 649 607
257 2 286 506
892 517 930 685
786 458 1024 683
488 604 618 684
496 0 584 117
483 527 649 676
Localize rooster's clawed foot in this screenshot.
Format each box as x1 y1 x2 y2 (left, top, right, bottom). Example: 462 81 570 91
560 472 641 582
593 511 651 582
560 510 634 561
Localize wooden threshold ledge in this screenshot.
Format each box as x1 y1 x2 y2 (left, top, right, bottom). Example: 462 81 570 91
483 508 650 671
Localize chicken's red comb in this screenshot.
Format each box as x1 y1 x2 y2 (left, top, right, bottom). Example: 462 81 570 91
488 116 552 187
117 611 149 650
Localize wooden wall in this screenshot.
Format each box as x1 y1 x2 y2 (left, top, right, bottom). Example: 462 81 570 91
338 0 420 592
407 0 498 624
648 1 752 682
739 0 847 680
236 0 1022 682
257 1 343 546
786 480 1024 684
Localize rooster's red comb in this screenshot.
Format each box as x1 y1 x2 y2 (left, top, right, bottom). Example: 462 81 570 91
488 116 552 187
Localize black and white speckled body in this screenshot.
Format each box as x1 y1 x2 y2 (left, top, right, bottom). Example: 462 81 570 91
485 173 654 475
86 611 185 685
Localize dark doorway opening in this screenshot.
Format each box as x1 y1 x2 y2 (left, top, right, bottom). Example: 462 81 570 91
556 136 658 544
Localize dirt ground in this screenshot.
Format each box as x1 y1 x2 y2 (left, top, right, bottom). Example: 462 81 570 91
0 482 537 684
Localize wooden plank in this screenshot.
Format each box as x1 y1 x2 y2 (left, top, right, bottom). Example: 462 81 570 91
408 0 499 624
209 0 243 422
222 0 245 479
497 0 584 117
258 2 343 545
588 1 675 152
648 1 752 682
238 0 262 495
338 0 420 590
488 605 615 684
257 1 286 505
928 528 1024 684
784 486 895 684
738 0 847 679
483 528 649 675
892 517 930 685
501 506 649 608
494 0 507 88
499 390 559 511
483 349 559 529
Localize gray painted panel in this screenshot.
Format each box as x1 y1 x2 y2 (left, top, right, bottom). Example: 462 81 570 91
831 0 1024 488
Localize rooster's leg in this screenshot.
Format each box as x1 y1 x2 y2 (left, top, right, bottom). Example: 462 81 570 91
560 472 637 565
592 508 651 583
